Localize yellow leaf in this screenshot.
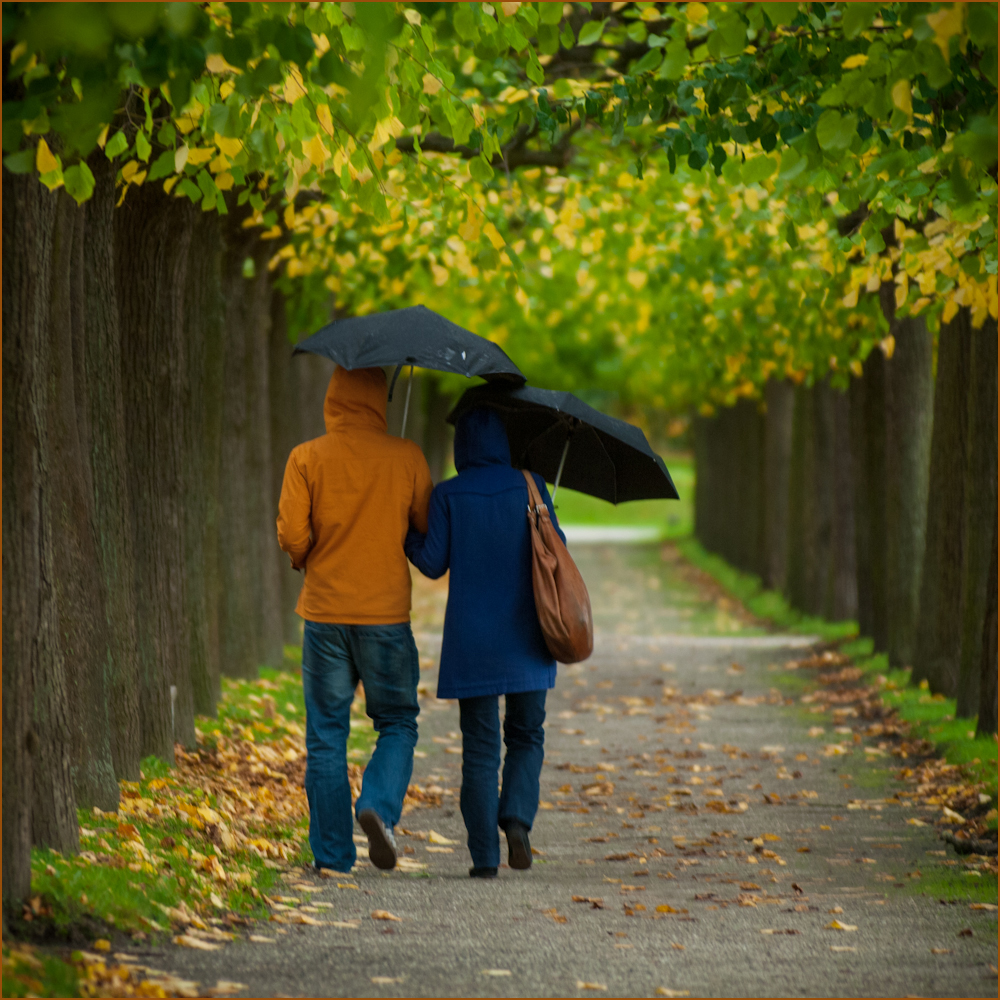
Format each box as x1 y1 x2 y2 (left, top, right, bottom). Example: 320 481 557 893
483 222 505 250
842 287 859 308
316 103 334 136
926 4 965 59
304 134 328 167
686 2 708 24
283 67 306 105
284 204 297 229
941 298 960 324
174 145 189 172
371 910 402 921
879 335 895 359
501 2 521 15
120 161 140 184
93 939 111 952
576 982 607 992
427 830 458 845
895 282 908 310
422 73 443 95
36 138 59 175
841 54 868 69
826 920 858 931
891 79 912 116
656 991 690 998
214 133 242 157
206 53 230 74
96 125 109 149
163 176 180 195
186 147 215 166
215 171 234 191
209 153 230 174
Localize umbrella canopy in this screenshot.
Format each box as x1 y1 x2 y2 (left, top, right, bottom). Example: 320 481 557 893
293 305 525 385
447 384 679 504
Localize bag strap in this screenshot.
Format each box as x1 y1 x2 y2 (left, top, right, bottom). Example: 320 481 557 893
522 469 545 521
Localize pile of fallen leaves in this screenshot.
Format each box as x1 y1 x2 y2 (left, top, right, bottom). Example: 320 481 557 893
786 648 998 866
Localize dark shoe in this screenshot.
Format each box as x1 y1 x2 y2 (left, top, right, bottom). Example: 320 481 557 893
469 866 498 879
505 822 532 870
357 809 397 871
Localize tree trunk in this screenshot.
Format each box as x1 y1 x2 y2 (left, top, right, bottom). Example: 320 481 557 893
975 512 997 737
826 385 857 621
762 380 794 592
269 288 305 647
956 317 998 716
881 286 935 669
912 309 972 694
859 347 890 652
296 352 335 441
81 156 142 781
849 370 874 640
786 383 816 613
2 171 80 869
693 413 720 557
424 377 453 484
48 187 119 809
116 185 194 758
183 209 225 718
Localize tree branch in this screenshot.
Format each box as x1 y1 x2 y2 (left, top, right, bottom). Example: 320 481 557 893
395 126 577 171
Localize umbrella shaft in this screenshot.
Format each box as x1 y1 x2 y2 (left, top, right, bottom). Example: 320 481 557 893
552 437 571 502
400 365 414 439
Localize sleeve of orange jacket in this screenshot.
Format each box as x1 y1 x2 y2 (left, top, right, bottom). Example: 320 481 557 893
409 448 433 534
276 449 313 570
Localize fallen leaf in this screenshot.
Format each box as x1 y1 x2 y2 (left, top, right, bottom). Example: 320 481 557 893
371 976 404 984
760 929 800 935
970 903 997 911
337 882 360 890
930 948 953 955
572 896 605 909
482 969 512 976
331 921 361 929
542 908 569 923
371 910 402 921
829 907 843 914
655 904 680 913
174 934 222 950
428 830 457 845
656 989 690 998
207 981 249 997
249 935 276 943
830 946 856 953
671 942 685 950
92 939 111 952
740 883 761 891
576 981 607 991
826 920 857 932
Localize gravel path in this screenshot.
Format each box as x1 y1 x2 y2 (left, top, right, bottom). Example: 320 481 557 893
135 543 998 998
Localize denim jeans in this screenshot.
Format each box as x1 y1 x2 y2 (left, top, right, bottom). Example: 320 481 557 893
302 620 419 872
458 689 547 869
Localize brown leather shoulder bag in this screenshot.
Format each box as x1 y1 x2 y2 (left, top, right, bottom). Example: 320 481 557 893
522 470 594 664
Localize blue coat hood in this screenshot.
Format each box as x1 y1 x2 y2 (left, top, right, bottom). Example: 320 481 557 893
453 406 511 471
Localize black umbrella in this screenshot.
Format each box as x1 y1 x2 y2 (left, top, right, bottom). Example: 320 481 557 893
447 384 679 504
294 305 525 436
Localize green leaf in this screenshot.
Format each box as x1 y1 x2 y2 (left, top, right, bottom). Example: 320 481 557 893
560 21 576 48
469 155 494 183
104 130 129 159
660 37 689 80
967 2 998 47
540 1 563 26
761 3 798 27
63 162 96 204
742 154 777 184
3 148 36 174
632 48 662 75
785 219 799 248
778 146 807 180
714 12 747 58
815 110 857 151
954 116 999 170
841 3 878 38
178 177 202 202
147 149 175 181
135 129 152 162
526 51 545 85
577 19 606 47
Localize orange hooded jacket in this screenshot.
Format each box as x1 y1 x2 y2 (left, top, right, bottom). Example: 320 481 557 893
276 366 433 625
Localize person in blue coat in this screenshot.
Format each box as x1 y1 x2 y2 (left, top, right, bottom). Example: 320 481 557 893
405 405 564 878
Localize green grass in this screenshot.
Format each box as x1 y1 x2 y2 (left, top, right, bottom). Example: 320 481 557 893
676 537 859 641
2 945 81 998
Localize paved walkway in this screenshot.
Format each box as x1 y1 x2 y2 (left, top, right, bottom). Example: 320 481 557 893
150 543 997 997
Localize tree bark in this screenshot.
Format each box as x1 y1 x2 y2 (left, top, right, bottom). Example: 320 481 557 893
849 370 874 640
115 185 194 758
975 511 997 737
183 208 225 718
912 309 972 694
269 288 305 646
827 385 857 621
786 383 817 613
424 378 453 484
48 187 119 809
693 413 720 557
81 156 142 780
858 347 891 652
956 317 998 716
2 171 80 869
762 380 794 592
881 286 935 669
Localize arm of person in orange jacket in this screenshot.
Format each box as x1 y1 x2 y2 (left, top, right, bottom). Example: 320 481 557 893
409 448 433 534
276 450 313 570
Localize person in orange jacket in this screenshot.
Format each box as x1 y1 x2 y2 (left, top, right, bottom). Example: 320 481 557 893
277 366 433 872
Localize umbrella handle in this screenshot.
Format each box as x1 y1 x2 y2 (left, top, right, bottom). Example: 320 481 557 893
551 436 571 502
400 364 414 439
388 363 404 402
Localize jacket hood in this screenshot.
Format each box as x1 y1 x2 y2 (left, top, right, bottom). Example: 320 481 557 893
454 406 511 471
323 366 388 433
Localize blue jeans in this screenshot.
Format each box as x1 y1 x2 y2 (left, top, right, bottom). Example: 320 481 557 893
458 690 547 869
302 621 419 872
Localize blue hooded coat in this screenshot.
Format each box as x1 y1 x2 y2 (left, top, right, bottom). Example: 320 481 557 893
405 407 565 699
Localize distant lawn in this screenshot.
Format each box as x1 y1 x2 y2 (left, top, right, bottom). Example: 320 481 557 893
549 452 692 538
